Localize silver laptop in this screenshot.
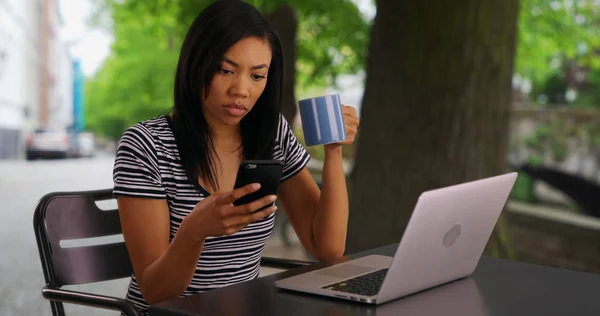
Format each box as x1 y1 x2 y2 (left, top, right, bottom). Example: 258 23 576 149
275 172 518 305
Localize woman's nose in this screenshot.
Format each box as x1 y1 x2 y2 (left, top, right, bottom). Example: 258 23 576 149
229 77 250 98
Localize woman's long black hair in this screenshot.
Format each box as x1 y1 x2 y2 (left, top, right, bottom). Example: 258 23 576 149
171 0 284 193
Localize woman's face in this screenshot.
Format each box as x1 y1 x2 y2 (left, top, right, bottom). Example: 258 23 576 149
203 36 272 127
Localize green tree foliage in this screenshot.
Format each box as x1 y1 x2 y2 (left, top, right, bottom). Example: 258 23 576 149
85 0 369 140
516 0 600 104
577 68 600 105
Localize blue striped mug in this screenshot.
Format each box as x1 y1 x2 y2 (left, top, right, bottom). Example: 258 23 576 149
298 94 347 147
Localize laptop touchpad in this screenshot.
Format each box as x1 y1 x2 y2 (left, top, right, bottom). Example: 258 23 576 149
315 264 375 279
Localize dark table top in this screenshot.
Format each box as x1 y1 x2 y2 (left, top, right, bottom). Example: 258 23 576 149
149 243 600 316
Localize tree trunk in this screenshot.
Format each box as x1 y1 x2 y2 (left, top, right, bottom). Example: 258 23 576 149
346 0 520 255
265 5 298 124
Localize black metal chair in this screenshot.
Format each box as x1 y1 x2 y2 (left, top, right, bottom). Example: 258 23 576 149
512 163 600 218
34 188 312 316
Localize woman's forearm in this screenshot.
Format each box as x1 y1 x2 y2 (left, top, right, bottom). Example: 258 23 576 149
312 145 349 261
138 220 205 305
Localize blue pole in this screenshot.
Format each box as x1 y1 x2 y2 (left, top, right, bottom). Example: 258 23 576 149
72 59 85 133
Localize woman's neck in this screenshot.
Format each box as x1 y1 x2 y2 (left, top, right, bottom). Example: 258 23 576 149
204 114 242 152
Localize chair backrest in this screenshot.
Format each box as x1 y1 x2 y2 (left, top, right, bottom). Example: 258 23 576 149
34 188 133 287
513 164 600 218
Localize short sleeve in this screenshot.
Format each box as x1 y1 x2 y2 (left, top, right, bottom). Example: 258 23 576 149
112 124 166 199
278 114 311 181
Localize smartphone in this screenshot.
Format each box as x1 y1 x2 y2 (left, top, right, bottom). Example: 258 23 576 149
233 160 284 210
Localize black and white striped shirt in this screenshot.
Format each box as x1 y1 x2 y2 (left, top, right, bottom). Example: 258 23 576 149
112 114 310 315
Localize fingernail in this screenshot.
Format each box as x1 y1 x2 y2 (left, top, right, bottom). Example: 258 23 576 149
269 195 277 202
252 183 261 190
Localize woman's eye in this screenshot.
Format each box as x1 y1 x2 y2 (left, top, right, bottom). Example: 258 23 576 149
219 68 233 75
252 74 266 81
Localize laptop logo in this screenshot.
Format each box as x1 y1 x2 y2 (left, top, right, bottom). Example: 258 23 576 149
443 223 462 248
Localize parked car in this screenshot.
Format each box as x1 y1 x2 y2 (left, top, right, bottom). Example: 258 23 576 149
25 128 72 160
73 132 96 158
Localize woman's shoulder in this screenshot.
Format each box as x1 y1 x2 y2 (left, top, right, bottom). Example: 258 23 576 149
120 115 172 144
129 115 171 135
276 112 293 140
115 115 178 163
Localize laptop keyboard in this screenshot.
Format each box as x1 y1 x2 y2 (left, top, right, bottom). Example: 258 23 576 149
322 268 388 297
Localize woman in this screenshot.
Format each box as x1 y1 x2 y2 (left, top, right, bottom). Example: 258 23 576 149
113 0 359 314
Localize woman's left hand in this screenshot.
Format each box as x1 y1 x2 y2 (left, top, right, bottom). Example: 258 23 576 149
326 105 359 148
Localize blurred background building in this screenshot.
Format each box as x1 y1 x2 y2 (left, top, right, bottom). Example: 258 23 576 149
0 0 79 160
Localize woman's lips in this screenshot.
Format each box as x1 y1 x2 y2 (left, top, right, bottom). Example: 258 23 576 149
223 103 247 117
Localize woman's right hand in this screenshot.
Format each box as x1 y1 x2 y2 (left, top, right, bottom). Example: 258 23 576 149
183 183 278 242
